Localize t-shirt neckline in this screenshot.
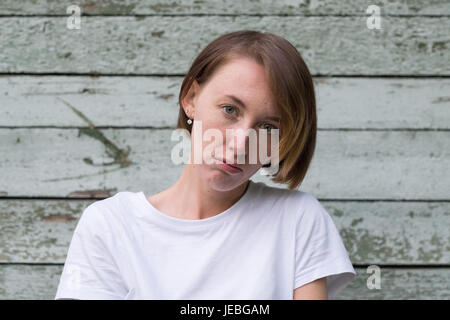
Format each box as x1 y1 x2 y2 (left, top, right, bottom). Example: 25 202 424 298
138 180 255 227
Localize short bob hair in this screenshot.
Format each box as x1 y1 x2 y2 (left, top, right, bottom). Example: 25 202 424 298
176 30 317 190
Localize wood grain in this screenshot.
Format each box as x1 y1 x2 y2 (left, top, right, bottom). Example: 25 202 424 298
0 265 448 299
0 16 448 75
0 128 449 198
0 0 448 300
1 0 449 16
1 76 449 129
0 198 448 264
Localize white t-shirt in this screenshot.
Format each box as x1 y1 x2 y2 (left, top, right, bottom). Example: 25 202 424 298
55 179 355 300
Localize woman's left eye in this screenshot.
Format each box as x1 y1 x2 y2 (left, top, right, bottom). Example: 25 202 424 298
221 105 278 131
262 123 274 130
261 123 278 131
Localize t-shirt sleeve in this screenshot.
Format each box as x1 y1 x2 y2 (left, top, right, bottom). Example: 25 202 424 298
54 203 128 300
294 193 356 299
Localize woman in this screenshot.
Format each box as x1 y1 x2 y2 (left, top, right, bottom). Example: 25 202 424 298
55 30 355 300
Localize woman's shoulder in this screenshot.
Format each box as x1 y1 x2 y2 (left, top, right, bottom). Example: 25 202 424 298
81 190 141 220
251 180 323 219
72 191 144 239
254 182 340 241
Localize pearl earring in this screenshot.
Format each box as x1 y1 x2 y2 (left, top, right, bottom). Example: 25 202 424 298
186 108 192 125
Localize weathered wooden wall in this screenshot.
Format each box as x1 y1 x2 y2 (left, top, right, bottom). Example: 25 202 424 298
0 0 449 300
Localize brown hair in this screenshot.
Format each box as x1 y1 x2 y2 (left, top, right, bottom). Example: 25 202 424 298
176 30 317 190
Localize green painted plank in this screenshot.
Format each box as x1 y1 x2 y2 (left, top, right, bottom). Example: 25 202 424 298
1 76 449 129
337 267 450 300
0 0 449 16
0 199 448 264
0 265 448 299
0 17 448 75
0 128 179 198
0 129 449 199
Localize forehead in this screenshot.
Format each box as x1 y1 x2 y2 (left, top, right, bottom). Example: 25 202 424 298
210 58 269 90
205 58 279 112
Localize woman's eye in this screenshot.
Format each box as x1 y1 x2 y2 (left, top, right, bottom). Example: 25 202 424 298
222 105 237 116
261 123 277 131
221 106 278 131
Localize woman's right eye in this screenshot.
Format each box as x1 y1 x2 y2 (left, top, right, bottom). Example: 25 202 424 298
222 105 237 116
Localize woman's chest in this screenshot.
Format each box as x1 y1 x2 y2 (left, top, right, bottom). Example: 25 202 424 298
119 216 296 299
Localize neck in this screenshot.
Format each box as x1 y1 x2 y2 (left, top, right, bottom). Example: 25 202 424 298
168 163 249 220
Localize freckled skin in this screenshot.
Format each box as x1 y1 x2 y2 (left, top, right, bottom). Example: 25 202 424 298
184 56 281 189
146 57 281 220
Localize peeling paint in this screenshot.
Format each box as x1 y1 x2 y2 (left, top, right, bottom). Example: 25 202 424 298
351 217 364 227
56 97 132 168
82 1 96 11
431 96 450 104
67 189 115 198
41 214 77 223
80 87 108 94
148 2 180 13
340 228 412 262
333 209 344 217
417 42 427 52
432 41 447 51
151 31 164 37
82 0 137 14
158 93 173 99
42 165 134 182
78 127 131 167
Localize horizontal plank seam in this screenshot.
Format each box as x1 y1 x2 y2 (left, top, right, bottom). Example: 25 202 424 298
1 73 450 78
0 127 449 132
0 262 449 268
1 197 450 202
0 14 449 18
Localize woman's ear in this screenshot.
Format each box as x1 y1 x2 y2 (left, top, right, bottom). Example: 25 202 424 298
181 79 200 115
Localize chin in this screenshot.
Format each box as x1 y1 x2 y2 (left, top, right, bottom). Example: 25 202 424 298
206 174 244 190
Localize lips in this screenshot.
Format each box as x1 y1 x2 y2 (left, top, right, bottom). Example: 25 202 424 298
221 157 243 170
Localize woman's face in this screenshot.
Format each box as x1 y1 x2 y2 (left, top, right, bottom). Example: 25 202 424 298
182 57 281 191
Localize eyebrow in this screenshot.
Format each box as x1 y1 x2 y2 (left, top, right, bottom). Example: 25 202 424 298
224 94 281 122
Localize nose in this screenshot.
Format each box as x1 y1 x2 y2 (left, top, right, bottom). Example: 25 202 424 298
225 127 251 164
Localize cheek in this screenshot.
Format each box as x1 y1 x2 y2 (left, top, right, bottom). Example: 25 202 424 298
197 103 220 119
